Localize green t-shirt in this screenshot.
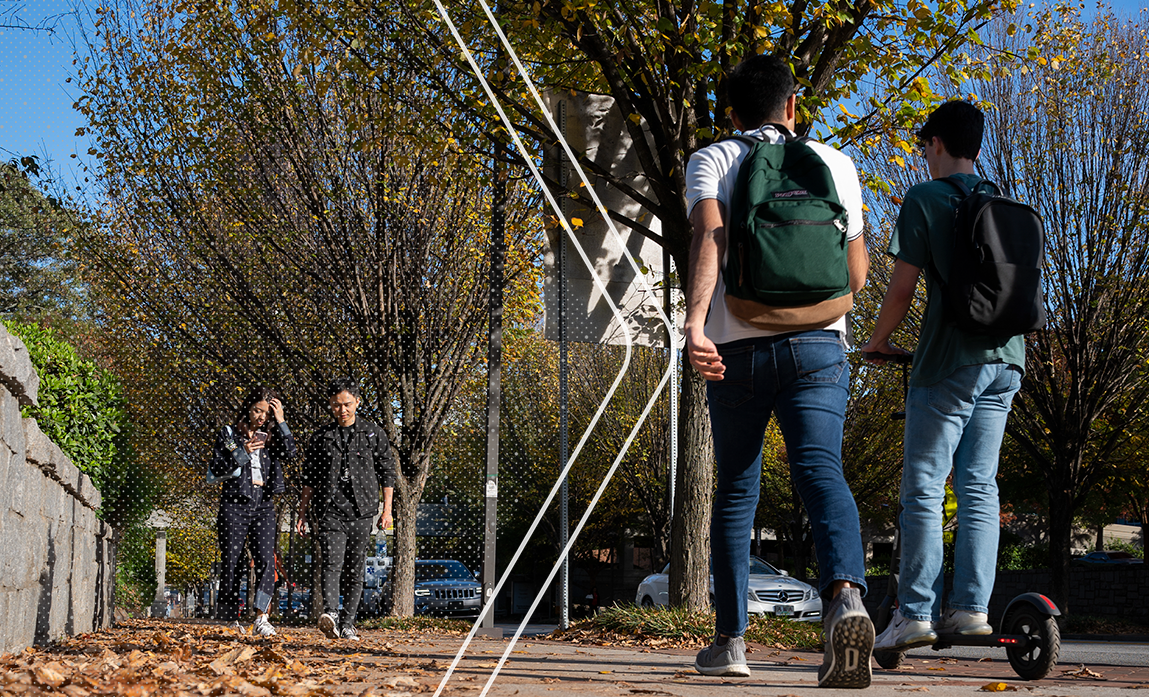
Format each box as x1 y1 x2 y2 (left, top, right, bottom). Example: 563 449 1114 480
889 173 1025 387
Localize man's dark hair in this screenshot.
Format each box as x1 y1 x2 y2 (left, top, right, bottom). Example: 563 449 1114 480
326 377 361 400
726 54 795 130
917 100 984 161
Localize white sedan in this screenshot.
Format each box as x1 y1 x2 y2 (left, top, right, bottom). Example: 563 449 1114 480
635 555 823 622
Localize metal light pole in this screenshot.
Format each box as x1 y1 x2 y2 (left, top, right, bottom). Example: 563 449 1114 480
557 99 571 630
481 138 507 636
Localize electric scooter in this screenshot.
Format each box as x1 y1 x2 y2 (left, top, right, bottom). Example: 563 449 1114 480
862 350 1063 681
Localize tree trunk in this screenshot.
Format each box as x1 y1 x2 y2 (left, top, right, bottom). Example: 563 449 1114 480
390 480 421 616
1046 487 1074 615
669 366 713 608
1095 522 1105 552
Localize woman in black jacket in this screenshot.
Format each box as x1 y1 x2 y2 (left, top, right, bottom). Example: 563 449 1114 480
209 386 296 636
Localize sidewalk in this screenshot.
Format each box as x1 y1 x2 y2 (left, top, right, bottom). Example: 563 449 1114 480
1 619 1144 697
436 635 1149 697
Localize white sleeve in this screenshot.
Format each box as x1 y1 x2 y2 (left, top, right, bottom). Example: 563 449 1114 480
685 147 723 218
810 143 866 241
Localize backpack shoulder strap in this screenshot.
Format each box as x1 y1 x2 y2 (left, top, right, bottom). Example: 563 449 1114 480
727 124 806 147
727 133 764 146
944 176 1002 198
943 176 974 198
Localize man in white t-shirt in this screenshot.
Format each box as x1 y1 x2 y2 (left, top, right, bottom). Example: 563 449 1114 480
684 54 874 687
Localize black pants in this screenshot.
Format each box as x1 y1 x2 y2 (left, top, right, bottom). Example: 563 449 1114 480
216 486 277 621
317 514 372 627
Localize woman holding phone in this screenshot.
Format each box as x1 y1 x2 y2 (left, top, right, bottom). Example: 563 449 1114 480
210 386 296 636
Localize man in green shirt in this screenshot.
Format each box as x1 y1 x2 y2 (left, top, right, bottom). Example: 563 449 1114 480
861 101 1024 650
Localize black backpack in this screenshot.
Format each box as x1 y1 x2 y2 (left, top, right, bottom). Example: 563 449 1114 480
928 177 1046 336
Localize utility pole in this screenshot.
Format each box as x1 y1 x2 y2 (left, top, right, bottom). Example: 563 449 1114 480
481 135 507 636
557 99 571 630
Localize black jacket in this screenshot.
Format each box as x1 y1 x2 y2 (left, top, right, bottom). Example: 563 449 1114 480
303 417 397 520
210 421 296 502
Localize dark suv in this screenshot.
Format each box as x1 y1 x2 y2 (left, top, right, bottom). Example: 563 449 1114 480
412 560 482 617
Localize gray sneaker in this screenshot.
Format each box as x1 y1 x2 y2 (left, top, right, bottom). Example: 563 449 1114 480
318 612 340 639
818 588 874 688
694 635 750 677
340 625 361 642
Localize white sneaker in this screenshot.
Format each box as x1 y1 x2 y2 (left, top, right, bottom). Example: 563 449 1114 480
874 608 937 651
340 625 361 642
318 612 340 639
253 614 277 637
935 609 992 636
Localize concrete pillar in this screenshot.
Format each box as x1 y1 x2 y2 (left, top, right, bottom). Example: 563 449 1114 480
150 530 167 618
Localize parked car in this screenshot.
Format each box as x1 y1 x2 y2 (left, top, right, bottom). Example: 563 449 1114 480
1072 550 1144 566
379 559 482 618
635 555 823 622
279 589 310 618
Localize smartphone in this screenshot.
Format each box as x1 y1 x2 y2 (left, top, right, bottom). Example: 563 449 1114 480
251 431 269 446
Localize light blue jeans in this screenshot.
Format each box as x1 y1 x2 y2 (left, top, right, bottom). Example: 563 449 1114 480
899 362 1022 622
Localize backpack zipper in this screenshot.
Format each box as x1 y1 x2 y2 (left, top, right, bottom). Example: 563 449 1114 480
754 219 845 228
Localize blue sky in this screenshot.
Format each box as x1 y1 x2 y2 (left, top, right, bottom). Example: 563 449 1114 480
0 0 87 182
1 0 1147 192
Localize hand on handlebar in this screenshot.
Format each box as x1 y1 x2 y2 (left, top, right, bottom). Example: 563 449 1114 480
860 340 913 365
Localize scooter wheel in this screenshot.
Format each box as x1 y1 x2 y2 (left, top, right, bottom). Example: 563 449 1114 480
874 650 904 670
1003 605 1060 680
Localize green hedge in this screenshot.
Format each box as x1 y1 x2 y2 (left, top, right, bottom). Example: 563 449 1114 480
5 320 155 530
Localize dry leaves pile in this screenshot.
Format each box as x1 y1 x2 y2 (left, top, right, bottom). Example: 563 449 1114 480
548 626 710 650
0 620 439 697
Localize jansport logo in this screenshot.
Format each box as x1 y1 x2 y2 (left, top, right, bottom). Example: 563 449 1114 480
774 189 810 199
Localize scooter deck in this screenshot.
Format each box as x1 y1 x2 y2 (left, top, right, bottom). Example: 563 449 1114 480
931 633 1032 650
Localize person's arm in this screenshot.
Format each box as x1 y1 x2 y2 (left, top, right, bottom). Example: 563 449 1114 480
860 259 921 360
374 433 397 531
684 198 727 381
297 433 320 535
379 487 394 532
847 236 869 293
297 485 313 536
209 426 250 478
268 397 297 460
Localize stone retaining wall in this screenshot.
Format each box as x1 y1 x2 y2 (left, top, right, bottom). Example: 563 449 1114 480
865 565 1149 625
0 323 114 655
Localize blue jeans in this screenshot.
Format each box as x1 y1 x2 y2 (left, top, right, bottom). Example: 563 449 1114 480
899 363 1022 622
707 330 867 638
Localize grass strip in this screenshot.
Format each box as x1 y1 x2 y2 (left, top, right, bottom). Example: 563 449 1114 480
550 604 823 650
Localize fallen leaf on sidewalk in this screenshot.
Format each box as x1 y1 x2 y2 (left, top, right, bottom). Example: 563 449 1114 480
34 664 68 688
1061 665 1105 680
980 682 1019 691
382 676 420 688
977 657 993 663
896 687 929 692
927 667 947 671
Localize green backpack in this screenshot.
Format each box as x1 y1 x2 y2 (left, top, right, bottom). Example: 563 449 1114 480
723 127 853 330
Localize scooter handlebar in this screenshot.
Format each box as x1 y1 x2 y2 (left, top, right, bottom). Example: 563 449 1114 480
861 350 913 365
